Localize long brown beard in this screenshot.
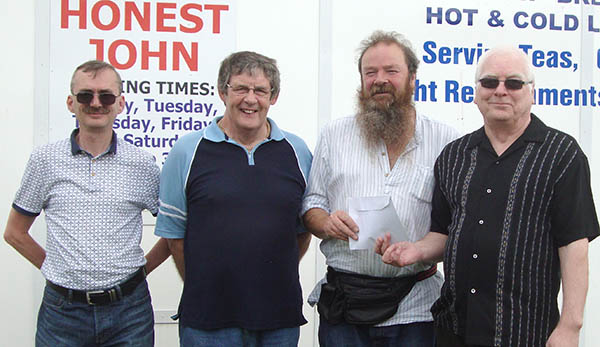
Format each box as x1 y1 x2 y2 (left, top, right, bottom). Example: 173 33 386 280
356 80 415 149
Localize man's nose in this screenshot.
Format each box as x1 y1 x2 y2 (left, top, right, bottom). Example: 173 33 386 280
374 72 389 85
242 91 258 103
493 81 509 95
90 93 103 107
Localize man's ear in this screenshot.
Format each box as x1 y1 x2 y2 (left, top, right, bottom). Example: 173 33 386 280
67 95 75 113
270 92 279 105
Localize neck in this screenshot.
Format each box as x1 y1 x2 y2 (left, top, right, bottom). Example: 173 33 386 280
484 114 531 156
77 128 113 157
218 117 270 151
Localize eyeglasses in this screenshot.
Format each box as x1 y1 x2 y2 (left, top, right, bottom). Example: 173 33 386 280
226 83 272 98
74 91 119 105
478 78 532 90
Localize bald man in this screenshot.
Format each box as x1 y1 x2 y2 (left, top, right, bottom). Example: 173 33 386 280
376 46 599 347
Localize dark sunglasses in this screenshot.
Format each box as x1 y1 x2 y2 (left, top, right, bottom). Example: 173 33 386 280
478 78 532 90
74 92 118 105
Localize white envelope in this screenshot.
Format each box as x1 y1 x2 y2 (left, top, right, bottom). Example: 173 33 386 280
347 196 408 250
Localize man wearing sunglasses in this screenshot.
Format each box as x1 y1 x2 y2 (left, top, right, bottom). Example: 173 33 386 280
376 46 599 346
4 60 170 346
155 51 312 346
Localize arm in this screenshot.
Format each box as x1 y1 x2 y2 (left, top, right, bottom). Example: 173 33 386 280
144 237 171 274
302 208 358 241
297 232 311 261
374 231 447 267
167 238 185 280
546 238 589 347
3 208 45 269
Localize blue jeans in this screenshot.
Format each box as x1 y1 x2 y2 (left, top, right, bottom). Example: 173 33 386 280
179 325 300 347
36 280 154 347
319 317 434 347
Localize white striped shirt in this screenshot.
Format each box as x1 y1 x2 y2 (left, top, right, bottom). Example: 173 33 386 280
302 113 460 326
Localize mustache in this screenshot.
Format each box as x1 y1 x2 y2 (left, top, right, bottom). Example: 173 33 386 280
83 106 110 114
369 84 396 96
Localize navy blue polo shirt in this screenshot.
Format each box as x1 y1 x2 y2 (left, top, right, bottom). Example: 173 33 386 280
155 117 311 330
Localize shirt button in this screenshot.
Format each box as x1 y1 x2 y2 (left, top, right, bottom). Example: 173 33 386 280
471 288 476 294
91 172 96 176
381 152 386 156
495 161 500 165
486 188 492 194
473 253 478 259
478 219 484 225
385 173 389 177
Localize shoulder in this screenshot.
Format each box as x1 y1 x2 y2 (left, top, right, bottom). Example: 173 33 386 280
527 114 581 159
537 122 584 166
281 130 310 152
326 116 357 131
167 129 207 159
540 123 578 148
161 130 207 175
175 129 206 149
439 129 477 156
416 113 462 151
29 138 71 163
316 116 359 141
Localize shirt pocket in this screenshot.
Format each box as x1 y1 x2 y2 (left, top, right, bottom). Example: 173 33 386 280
408 164 434 203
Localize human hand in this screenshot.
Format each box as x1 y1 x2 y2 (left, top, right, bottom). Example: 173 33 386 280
322 210 359 241
546 323 580 347
374 233 392 255
375 234 422 267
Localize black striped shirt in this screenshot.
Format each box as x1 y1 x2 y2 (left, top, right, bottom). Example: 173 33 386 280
430 114 599 346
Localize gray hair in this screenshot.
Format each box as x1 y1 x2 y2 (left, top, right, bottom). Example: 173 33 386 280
217 51 280 100
357 30 419 77
475 46 535 83
70 60 123 94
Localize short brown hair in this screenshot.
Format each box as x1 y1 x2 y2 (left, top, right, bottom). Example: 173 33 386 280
70 60 123 94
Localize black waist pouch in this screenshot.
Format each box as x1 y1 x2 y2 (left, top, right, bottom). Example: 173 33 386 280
317 267 421 325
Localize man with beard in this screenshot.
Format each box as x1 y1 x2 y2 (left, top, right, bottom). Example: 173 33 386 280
302 31 459 346
4 60 170 346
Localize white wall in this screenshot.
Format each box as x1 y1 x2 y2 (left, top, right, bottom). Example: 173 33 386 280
1 1 599 346
0 0 42 345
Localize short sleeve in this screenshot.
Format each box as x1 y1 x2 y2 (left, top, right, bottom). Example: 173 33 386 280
142 157 160 216
430 157 452 235
301 127 331 215
155 134 199 239
13 148 48 216
550 150 600 246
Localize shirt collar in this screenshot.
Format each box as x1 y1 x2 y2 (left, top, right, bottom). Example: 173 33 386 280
204 116 285 142
467 113 546 149
70 128 118 155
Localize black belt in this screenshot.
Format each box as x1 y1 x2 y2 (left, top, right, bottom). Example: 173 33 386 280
46 267 146 306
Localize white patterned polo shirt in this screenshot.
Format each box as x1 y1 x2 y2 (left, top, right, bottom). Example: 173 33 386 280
13 130 159 290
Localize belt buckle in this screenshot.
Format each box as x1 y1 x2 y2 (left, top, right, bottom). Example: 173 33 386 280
86 290 106 305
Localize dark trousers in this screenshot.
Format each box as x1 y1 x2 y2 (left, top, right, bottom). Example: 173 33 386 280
319 317 434 347
434 324 490 347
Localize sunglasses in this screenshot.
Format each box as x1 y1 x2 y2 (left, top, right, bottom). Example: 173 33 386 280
478 78 532 90
74 92 119 105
